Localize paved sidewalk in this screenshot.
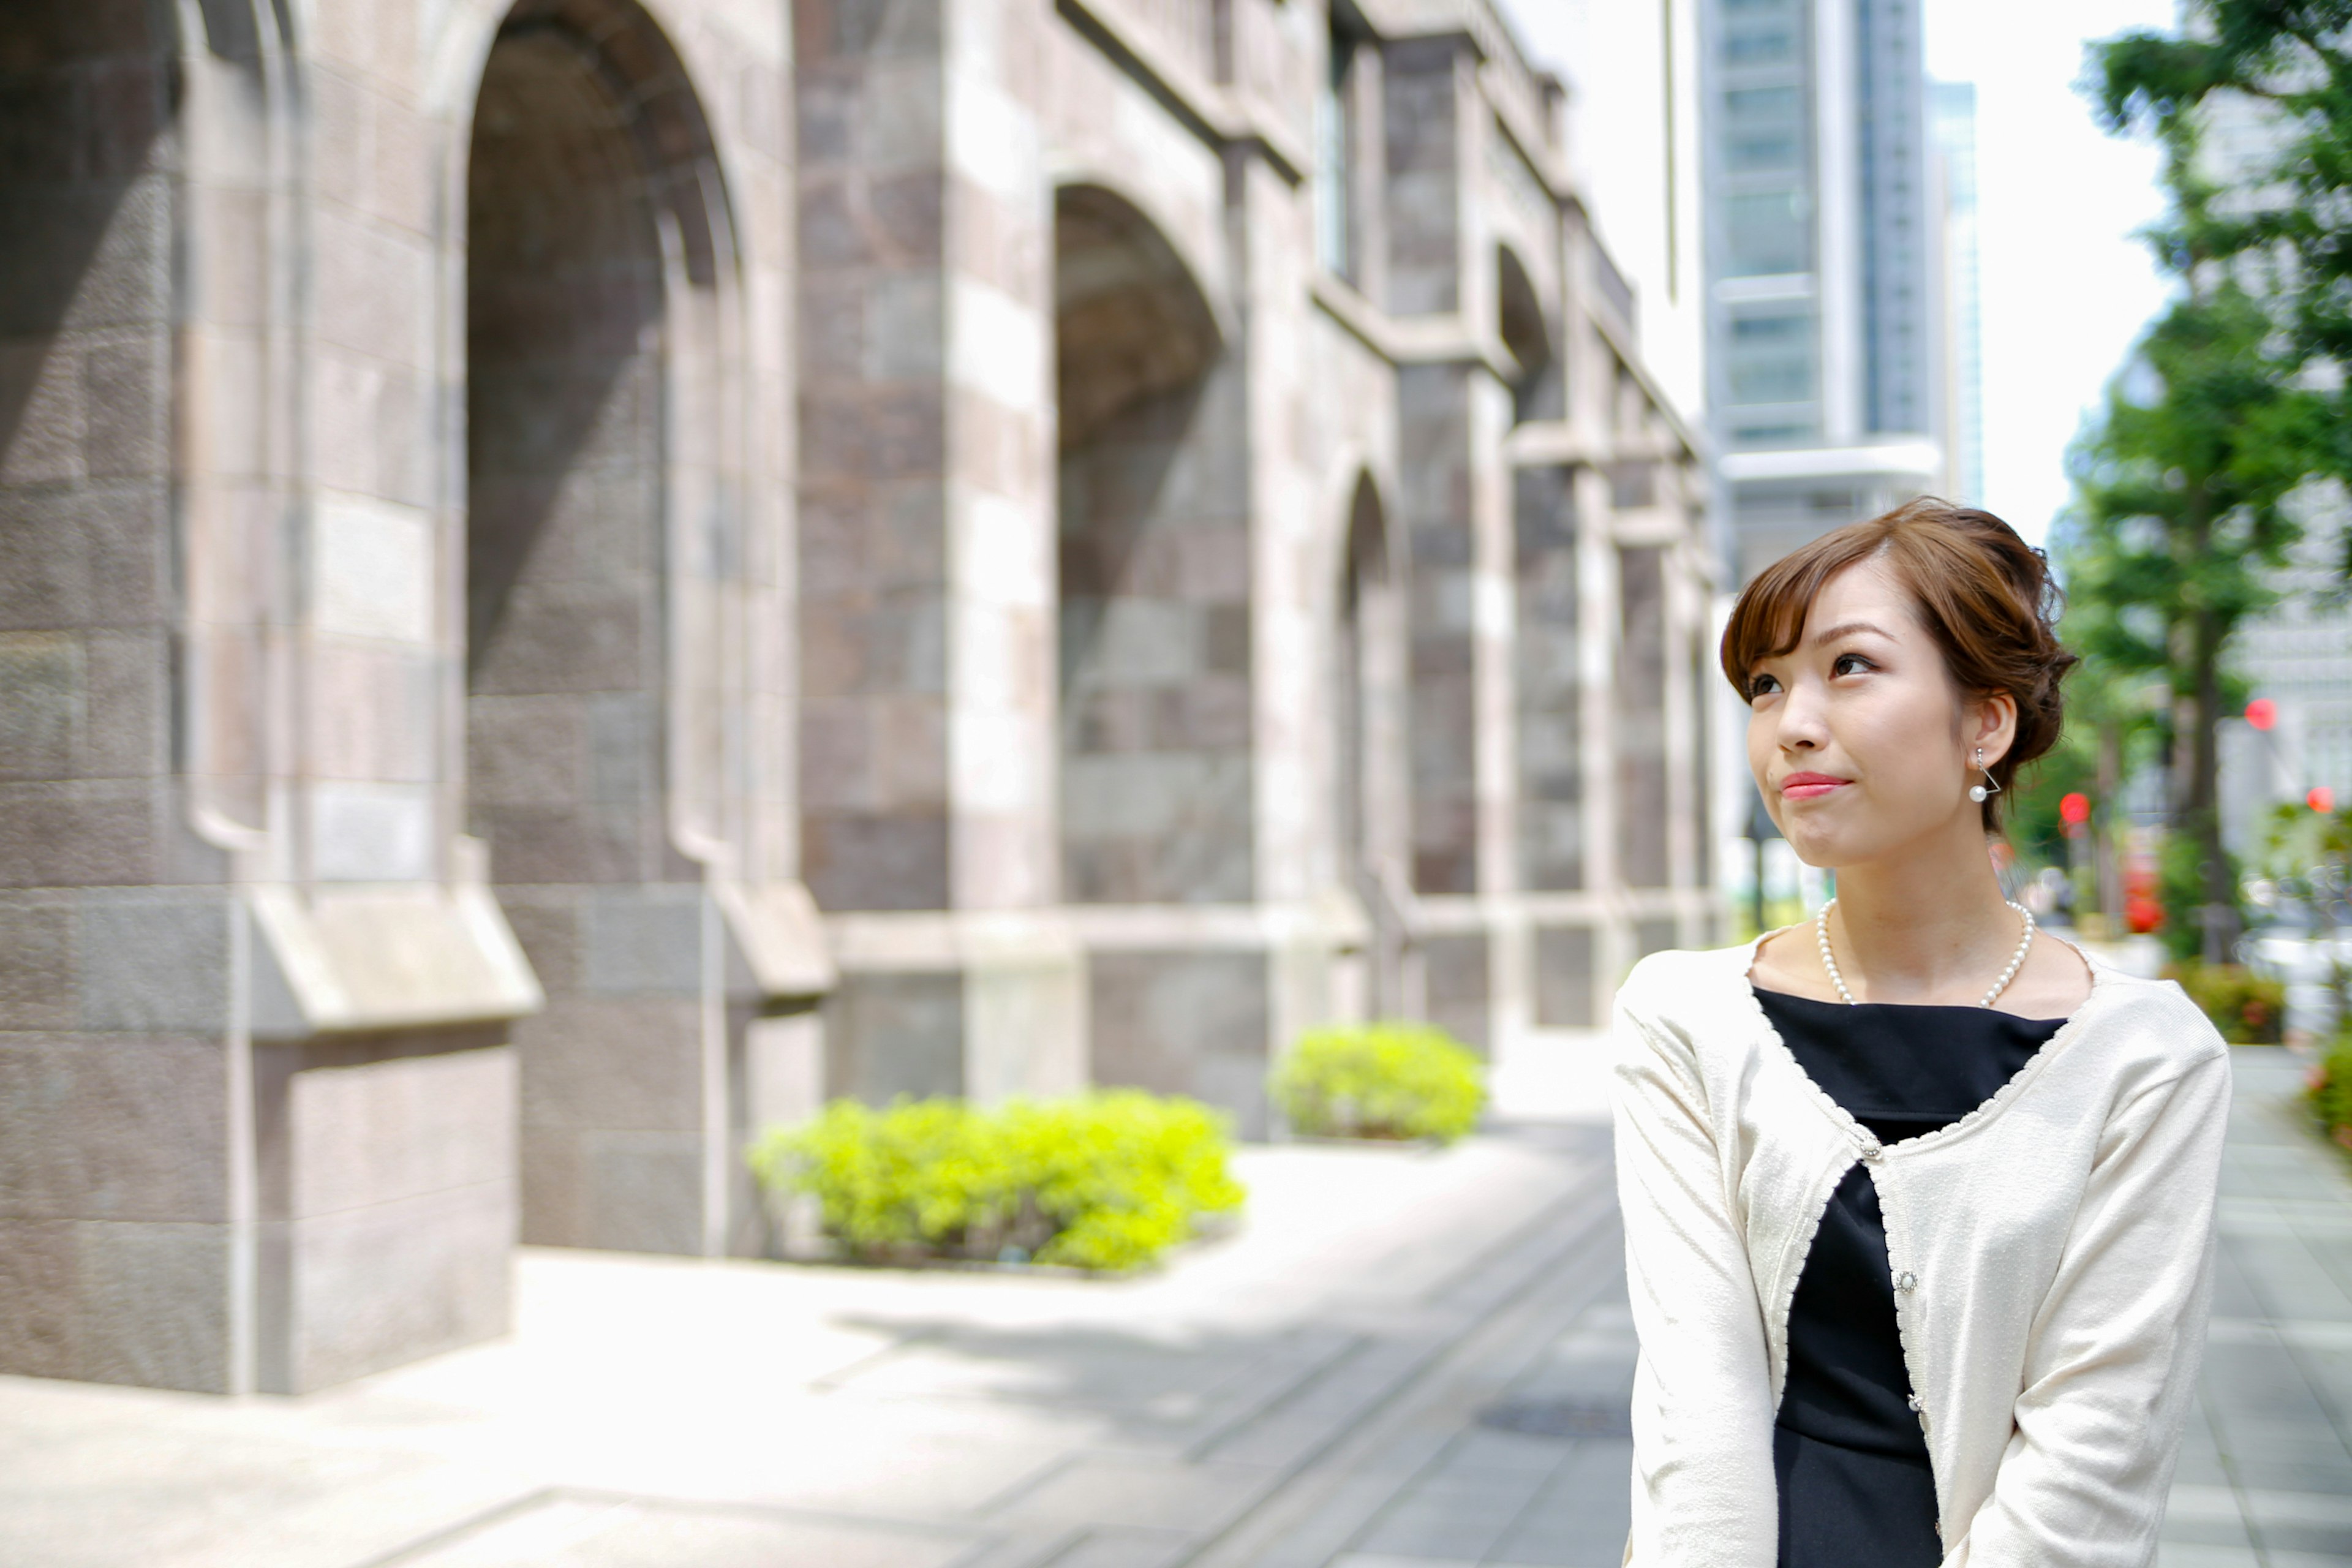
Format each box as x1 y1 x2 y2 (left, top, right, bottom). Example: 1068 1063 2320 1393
0 1126 1624 1568
6 1050 2347 1568
2158 1050 2352 1568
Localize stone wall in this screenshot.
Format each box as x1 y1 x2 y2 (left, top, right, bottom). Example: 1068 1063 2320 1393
1 1 238 1395
0 0 1719 1394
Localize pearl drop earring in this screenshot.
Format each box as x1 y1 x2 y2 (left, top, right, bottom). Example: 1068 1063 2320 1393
1969 746 2002 804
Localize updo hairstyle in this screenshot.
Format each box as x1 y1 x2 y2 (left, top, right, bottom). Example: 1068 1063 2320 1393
1719 499 2079 831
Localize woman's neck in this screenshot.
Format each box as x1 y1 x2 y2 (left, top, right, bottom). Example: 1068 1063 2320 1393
1822 828 2020 1004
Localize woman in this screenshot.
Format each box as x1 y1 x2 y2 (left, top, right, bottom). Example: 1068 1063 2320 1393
1613 500 2230 1567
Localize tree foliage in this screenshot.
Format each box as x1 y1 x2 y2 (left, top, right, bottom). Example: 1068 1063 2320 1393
2094 3 2352 533
2059 284 2321 949
2059 5 2352 951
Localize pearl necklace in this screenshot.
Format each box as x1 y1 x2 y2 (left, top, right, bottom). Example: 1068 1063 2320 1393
1814 897 2036 1008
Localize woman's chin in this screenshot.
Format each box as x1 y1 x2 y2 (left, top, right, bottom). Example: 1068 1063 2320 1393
1781 831 1849 871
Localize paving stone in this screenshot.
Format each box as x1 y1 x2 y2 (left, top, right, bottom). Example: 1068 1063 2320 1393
2158 1483 2257 1548
989 1455 1283 1535
1038 1528 1197 1568
2153 1548 2261 1568
394 1495 978 1568
1490 1441 1634 1566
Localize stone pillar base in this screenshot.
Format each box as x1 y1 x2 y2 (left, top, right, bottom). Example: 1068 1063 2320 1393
821 911 1088 1108
254 1029 516 1395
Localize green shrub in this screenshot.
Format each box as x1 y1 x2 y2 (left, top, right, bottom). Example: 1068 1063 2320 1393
1270 1020 1487 1144
2163 960 2286 1044
2310 1039 2352 1150
747 1091 1245 1273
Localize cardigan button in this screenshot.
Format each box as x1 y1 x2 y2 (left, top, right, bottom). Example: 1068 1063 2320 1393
1896 1270 1918 1292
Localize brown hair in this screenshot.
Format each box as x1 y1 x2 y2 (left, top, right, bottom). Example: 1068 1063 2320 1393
1720 499 2078 830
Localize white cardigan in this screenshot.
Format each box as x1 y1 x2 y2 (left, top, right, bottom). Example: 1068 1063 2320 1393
1610 937 2231 1567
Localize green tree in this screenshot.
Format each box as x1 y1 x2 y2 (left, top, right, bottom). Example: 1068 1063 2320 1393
2262 799 2352 1036
2057 281 2321 957
2093 4 2352 567
2066 10 2348 956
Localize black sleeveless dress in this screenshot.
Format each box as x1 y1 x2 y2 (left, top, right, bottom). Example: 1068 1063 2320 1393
1753 989 2065 1568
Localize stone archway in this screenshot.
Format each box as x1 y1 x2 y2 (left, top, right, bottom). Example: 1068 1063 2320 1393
1052 181 1238 906
463 0 742 1256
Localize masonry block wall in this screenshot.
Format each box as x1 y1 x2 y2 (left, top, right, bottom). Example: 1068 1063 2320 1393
0 0 1718 1395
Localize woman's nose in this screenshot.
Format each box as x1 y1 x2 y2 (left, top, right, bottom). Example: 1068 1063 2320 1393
1776 682 1828 748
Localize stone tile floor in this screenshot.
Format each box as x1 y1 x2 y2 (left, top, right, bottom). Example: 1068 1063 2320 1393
2 1050 2346 1567
2156 1050 2352 1568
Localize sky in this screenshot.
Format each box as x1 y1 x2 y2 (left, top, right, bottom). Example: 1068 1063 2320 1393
1922 0 2179 544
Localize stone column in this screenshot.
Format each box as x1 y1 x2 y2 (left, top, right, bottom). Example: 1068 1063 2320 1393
797 0 1082 1107
1384 33 1520 1053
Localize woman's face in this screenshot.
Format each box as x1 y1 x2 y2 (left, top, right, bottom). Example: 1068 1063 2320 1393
1743 556 2011 869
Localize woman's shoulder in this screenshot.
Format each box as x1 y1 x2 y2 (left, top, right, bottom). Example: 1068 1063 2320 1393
2062 943 2231 1076
1618 940 1763 1027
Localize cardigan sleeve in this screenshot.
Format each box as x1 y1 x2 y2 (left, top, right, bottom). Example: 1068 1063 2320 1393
1613 973 1779 1567
1946 1044 2232 1568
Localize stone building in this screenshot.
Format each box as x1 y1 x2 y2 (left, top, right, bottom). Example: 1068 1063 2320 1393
0 0 1715 1394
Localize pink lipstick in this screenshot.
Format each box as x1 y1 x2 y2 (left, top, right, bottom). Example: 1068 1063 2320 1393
1780 772 1850 801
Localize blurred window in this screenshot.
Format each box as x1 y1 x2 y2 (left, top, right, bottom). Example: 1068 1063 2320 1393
1317 28 1359 282
1726 310 1816 405
1725 187 1810 275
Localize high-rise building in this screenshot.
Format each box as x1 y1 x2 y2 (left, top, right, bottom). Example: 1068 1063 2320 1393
1931 80 1985 509
1700 0 1945 582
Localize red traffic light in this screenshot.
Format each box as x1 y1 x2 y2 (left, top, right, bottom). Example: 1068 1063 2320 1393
2059 792 2091 826
2313 786 2337 813
2248 698 2278 731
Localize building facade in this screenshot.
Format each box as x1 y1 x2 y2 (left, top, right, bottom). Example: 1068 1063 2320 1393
1929 79 1983 510
0 0 1713 1395
1698 0 1945 582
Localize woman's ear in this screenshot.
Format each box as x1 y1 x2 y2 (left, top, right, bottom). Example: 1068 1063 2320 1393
1970 692 2019 766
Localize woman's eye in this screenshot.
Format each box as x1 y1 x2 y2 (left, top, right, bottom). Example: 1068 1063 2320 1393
1747 673 1781 699
1832 652 1874 677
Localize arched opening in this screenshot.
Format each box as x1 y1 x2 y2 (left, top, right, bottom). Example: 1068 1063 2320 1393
1 2 176 625
463 0 733 1253
466 18 666 869
1497 244 1558 424
1054 183 1241 905
1333 473 1412 1016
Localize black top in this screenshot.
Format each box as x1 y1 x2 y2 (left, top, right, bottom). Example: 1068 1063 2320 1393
1753 987 2065 1568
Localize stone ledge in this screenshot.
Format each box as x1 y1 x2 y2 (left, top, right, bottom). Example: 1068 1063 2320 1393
247 883 542 1039
716 880 836 999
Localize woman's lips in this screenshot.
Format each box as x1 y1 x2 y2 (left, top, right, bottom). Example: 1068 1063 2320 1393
1780 773 1850 801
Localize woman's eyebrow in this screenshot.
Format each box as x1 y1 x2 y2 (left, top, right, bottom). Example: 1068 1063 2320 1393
1806 619 1894 645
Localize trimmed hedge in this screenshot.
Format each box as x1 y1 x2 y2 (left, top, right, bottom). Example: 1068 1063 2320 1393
2163 960 2286 1044
1270 1021 1487 1144
747 1091 1245 1273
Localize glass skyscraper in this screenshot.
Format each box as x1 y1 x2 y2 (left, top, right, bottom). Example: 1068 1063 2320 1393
1701 0 1948 582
